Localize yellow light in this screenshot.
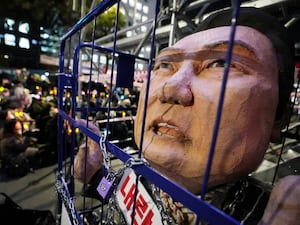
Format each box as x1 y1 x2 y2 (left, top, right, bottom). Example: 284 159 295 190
23 123 29 130
67 128 80 134
15 111 24 117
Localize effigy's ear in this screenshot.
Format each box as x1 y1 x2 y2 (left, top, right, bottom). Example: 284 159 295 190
270 105 290 143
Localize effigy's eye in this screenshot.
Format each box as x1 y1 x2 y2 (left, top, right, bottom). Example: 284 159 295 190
208 59 226 68
153 61 173 71
206 58 249 74
159 62 172 69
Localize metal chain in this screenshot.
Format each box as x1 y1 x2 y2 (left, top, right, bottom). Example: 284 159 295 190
102 161 131 225
125 157 149 168
106 195 117 225
240 186 264 224
99 130 111 172
151 183 177 225
223 179 248 215
56 178 81 225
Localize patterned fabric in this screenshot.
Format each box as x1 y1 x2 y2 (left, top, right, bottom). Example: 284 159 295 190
160 191 196 225
156 177 271 225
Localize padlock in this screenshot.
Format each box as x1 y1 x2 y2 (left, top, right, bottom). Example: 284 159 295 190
97 176 114 199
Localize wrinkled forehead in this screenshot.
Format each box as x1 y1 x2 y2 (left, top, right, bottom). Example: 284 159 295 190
172 26 276 61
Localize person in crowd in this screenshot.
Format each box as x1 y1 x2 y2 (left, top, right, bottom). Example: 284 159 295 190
0 110 14 138
0 119 40 177
42 100 58 145
6 85 35 131
35 100 59 167
133 7 297 225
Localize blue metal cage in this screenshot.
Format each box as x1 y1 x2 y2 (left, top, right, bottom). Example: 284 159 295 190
56 0 243 224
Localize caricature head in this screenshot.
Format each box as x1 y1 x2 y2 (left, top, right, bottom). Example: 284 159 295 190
134 7 294 194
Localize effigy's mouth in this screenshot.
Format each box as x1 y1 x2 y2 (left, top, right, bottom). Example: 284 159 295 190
152 122 185 139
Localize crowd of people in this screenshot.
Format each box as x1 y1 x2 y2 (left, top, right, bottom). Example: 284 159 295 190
0 75 58 178
0 73 139 178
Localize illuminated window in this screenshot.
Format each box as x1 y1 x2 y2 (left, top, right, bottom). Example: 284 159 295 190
126 30 133 37
142 16 148 22
141 25 147 32
4 33 16 46
120 8 126 15
129 0 135 7
32 39 38 45
19 37 30 49
135 13 141 20
137 2 142 10
137 63 143 70
19 22 30 34
81 54 88 61
41 33 49 39
145 46 151 52
4 18 15 31
143 5 149 14
92 54 98 63
100 55 106 64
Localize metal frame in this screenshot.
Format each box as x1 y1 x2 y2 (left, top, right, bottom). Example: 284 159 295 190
55 0 252 224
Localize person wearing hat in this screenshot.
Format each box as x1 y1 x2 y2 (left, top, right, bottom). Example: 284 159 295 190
133 6 297 225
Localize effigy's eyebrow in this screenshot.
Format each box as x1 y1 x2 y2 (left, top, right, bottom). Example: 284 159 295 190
202 40 258 60
155 47 184 61
154 40 260 68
